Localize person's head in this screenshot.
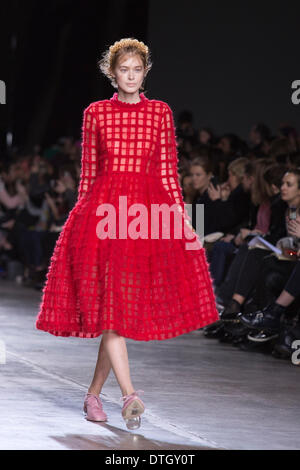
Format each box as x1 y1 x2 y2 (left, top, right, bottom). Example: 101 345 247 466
263 164 288 197
198 127 214 146
269 137 292 163
178 110 193 130
217 133 247 157
98 38 152 94
280 168 300 206
249 123 271 146
247 158 275 205
189 156 214 192
241 161 255 192
217 135 234 155
287 151 300 169
227 157 250 190
181 173 196 200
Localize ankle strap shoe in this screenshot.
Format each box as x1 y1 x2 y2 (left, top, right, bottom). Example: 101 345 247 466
83 392 108 422
119 390 145 430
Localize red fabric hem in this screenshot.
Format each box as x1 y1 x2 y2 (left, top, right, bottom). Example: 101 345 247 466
35 316 219 341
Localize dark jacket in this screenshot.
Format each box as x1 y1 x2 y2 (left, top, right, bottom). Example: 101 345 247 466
192 184 251 235
263 193 288 245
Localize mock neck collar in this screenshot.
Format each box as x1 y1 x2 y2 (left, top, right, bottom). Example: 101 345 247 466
110 92 148 109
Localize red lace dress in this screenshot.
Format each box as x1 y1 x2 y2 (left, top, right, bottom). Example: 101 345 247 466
35 92 219 340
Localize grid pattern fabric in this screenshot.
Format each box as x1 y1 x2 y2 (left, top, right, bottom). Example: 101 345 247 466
36 92 219 340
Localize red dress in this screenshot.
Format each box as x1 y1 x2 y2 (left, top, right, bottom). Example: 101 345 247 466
35 92 220 340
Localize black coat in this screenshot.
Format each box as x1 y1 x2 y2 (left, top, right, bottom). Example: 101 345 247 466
263 193 288 245
192 184 251 235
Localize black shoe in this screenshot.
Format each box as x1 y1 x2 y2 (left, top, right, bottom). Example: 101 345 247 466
220 299 242 322
203 321 225 338
272 324 300 359
224 320 250 338
240 302 285 333
218 329 234 343
232 335 247 346
247 329 279 343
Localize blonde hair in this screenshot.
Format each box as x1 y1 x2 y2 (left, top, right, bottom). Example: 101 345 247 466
227 157 250 182
98 38 152 90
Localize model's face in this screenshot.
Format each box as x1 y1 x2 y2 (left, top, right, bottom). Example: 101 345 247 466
281 173 300 203
113 54 145 95
190 165 211 191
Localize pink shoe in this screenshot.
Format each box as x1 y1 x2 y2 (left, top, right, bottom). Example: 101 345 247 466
119 389 145 429
83 392 108 422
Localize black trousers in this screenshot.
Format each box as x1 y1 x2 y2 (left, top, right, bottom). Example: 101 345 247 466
253 255 298 307
219 243 299 306
218 244 266 301
285 260 300 297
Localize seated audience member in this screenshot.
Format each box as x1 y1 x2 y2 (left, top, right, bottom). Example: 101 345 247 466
206 168 300 340
209 161 286 286
191 157 251 236
240 207 300 341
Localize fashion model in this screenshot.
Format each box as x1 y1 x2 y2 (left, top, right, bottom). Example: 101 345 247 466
35 38 220 430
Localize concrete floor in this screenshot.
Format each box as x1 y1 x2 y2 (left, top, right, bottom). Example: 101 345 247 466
0 280 299 450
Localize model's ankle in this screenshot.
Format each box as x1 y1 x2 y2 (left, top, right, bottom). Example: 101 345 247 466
88 388 101 396
122 388 135 396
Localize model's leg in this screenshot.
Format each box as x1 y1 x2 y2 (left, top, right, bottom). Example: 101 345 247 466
88 334 112 396
100 330 135 396
101 268 140 397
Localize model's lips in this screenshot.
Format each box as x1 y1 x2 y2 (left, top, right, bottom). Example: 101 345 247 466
127 84 136 86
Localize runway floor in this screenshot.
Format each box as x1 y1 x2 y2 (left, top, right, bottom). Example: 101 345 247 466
0 280 299 450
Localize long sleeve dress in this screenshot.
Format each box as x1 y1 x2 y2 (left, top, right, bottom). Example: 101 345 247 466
35 92 219 340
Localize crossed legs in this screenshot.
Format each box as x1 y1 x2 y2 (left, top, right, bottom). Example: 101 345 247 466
88 330 135 397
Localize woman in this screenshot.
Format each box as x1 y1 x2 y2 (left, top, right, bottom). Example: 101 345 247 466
35 38 219 429
191 156 251 236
